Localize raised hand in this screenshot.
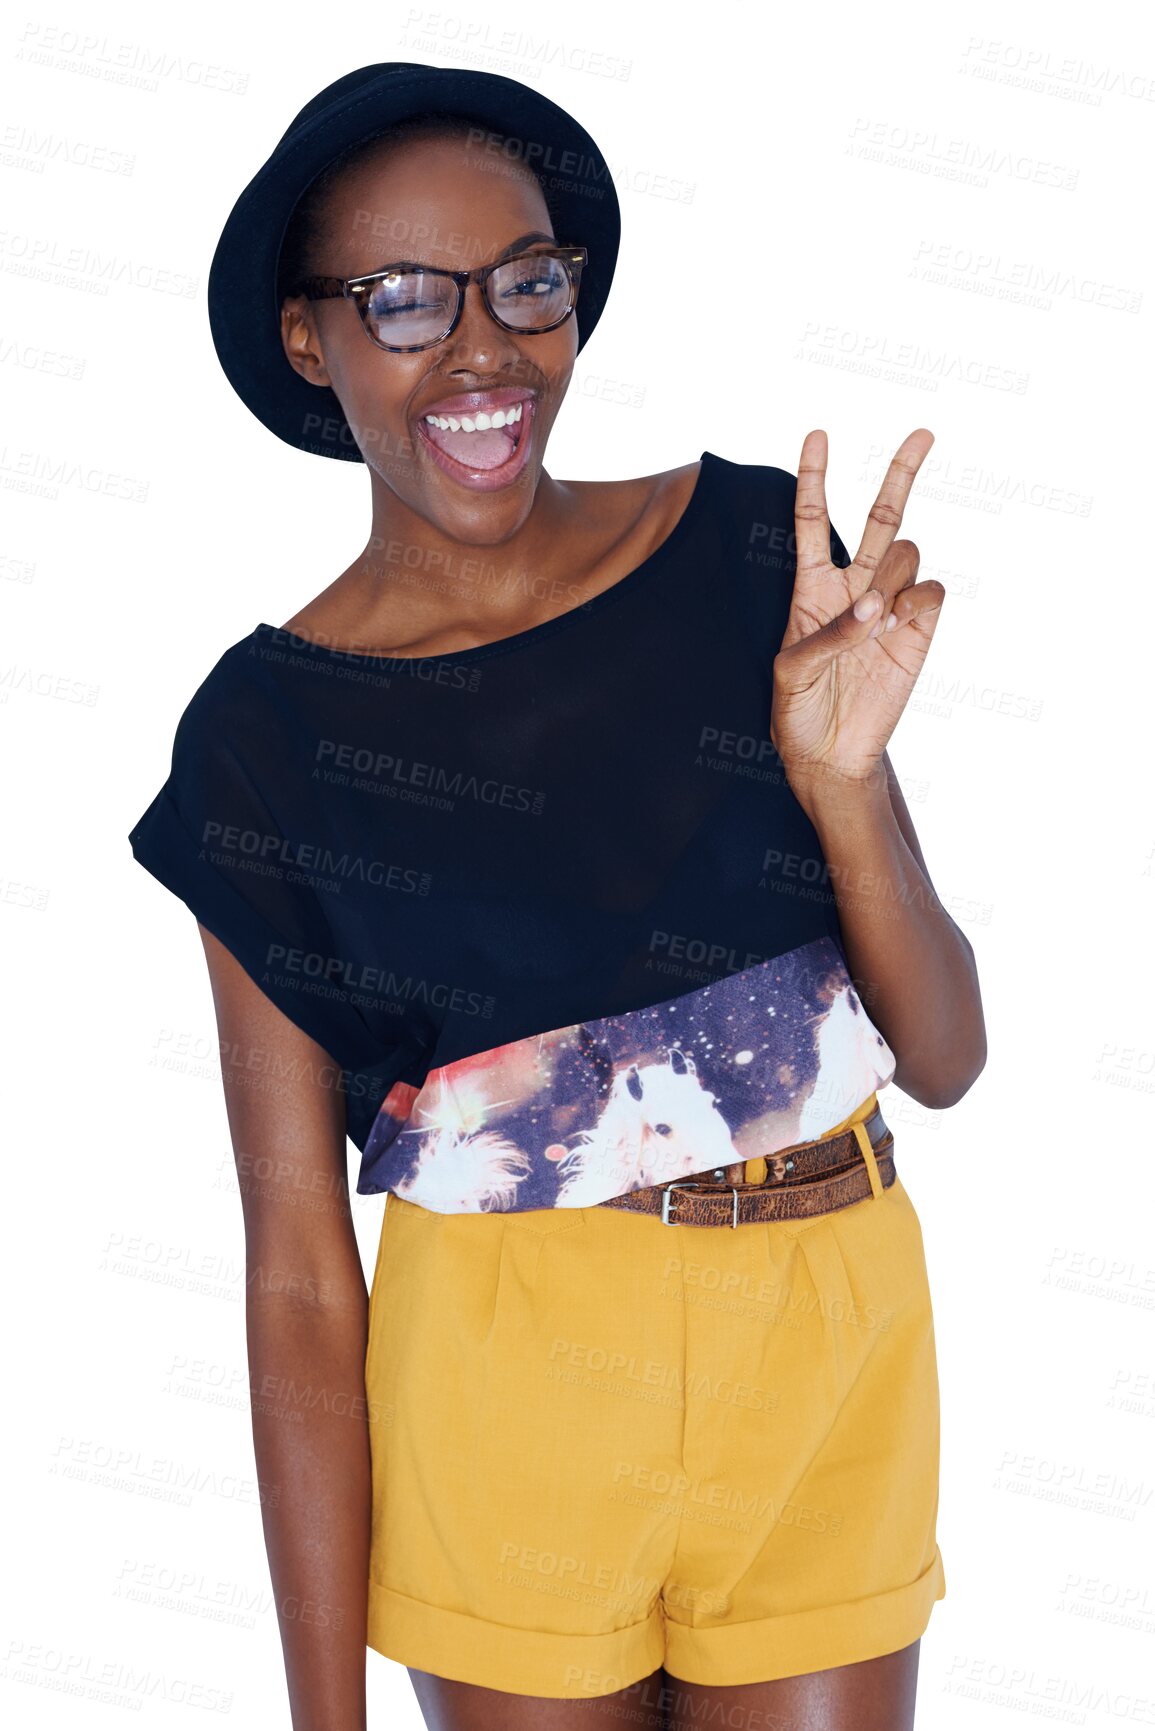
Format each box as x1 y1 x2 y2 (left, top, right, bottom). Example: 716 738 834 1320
771 428 945 798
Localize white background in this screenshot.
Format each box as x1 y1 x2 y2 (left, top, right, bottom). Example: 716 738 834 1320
3 0 1154 1725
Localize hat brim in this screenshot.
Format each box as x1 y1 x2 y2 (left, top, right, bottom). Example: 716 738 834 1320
206 62 621 462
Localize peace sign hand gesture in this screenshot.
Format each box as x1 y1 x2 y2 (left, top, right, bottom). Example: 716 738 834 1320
771 428 945 802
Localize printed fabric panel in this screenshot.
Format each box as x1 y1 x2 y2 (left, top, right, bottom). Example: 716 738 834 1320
358 935 896 1212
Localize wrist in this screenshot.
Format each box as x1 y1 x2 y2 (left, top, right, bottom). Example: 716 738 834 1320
783 759 891 826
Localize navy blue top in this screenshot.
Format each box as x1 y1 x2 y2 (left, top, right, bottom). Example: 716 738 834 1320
128 450 896 1213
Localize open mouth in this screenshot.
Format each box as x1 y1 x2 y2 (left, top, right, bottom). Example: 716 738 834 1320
415 396 535 490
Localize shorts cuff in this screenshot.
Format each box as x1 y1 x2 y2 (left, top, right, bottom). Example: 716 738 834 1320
367 1576 667 1699
663 1546 947 1688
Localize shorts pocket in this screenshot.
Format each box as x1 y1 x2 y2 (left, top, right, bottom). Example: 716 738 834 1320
365 1196 394 1339
364 1198 398 1422
830 1170 935 1340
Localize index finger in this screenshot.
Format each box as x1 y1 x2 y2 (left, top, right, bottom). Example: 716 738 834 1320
793 428 836 574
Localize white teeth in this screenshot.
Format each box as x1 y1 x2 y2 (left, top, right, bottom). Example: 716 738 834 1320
423 401 526 433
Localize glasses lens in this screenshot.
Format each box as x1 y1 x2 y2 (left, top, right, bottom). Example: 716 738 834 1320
363 268 457 347
358 254 577 348
487 253 574 330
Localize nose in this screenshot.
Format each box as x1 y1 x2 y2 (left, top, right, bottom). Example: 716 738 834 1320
441 277 522 376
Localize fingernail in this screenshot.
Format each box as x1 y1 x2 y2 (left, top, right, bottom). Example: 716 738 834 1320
853 591 881 621
885 612 898 631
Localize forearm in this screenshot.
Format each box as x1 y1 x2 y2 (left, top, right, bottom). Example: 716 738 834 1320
793 773 986 1109
246 1292 371 1731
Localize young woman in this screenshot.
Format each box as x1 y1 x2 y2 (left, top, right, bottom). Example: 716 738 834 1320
129 62 985 1731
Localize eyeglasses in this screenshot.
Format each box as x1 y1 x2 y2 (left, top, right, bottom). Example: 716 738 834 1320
289 245 588 354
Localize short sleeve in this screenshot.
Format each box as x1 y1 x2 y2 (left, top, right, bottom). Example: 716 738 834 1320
127 652 414 1150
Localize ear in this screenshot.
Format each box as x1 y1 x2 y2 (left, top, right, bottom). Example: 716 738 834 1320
280 296 333 388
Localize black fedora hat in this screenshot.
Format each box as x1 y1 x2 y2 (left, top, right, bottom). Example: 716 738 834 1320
206 61 621 463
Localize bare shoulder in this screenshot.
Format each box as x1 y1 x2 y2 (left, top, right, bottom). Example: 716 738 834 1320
645 456 703 520
629 457 704 557
274 457 704 652
569 456 701 511
565 456 704 560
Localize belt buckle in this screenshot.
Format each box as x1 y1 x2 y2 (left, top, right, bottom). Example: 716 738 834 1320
660 1180 740 1229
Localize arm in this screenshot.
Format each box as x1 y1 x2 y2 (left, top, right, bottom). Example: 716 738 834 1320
771 428 986 1111
791 752 987 1111
197 923 370 1731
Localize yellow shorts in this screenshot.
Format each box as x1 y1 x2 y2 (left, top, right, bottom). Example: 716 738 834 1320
364 1093 946 1697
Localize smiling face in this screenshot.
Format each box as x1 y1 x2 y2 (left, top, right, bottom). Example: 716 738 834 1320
279 130 579 546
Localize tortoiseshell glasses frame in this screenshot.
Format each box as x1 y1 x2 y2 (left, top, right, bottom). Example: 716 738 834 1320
288 245 588 354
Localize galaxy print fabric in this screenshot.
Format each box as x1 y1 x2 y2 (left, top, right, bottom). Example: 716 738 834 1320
359 935 895 1212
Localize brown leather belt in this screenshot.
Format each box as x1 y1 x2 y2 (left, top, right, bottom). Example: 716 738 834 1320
596 1105 895 1228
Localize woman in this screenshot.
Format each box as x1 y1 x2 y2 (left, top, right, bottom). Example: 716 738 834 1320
129 61 985 1731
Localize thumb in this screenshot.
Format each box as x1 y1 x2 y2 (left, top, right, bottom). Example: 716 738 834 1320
778 589 888 682
852 589 887 630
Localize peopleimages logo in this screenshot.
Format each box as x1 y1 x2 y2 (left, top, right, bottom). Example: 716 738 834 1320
263 944 492 1019
199 820 421 892
314 738 546 815
466 125 615 194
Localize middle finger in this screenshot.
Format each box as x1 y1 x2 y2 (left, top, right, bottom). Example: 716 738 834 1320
851 429 934 580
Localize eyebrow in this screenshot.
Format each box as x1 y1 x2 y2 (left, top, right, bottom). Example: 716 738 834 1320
358 232 559 277
493 231 556 262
